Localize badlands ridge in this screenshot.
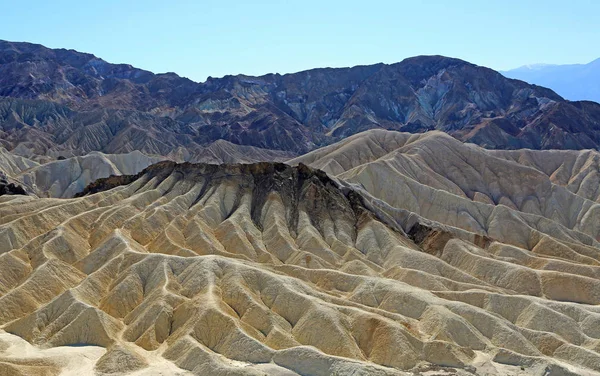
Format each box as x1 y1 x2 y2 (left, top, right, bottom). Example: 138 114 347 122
0 130 599 375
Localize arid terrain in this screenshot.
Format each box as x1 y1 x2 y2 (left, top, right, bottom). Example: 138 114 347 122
1 41 600 376
0 130 599 375
2 40 600 159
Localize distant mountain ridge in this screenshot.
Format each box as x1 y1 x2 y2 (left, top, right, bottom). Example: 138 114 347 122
1 39 600 156
502 58 600 103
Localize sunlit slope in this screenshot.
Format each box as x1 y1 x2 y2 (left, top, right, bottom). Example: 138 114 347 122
0 162 599 375
0 147 39 177
490 148 600 203
167 139 296 165
14 150 163 198
1 142 293 199
292 130 600 248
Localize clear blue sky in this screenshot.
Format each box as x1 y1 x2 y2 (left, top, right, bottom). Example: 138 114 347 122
1 0 598 82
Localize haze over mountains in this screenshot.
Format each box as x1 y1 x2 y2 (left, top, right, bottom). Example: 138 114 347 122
1 40 600 376
503 59 600 104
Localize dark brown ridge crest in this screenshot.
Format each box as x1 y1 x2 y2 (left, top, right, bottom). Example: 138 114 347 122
73 161 378 234
74 161 338 198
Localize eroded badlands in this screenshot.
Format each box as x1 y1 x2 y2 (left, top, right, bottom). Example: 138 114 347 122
0 131 599 375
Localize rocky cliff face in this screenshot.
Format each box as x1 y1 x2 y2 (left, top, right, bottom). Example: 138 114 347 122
2 40 600 155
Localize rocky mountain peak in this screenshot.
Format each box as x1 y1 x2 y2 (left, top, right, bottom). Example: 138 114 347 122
1 40 600 157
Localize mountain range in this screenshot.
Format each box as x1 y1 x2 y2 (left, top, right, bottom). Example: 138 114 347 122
2 39 600 158
2 40 600 376
503 59 600 104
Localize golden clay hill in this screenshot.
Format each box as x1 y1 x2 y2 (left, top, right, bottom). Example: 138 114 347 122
0 130 599 375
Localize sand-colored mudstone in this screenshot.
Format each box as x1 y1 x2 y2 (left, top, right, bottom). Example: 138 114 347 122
1 143 294 199
0 133 599 375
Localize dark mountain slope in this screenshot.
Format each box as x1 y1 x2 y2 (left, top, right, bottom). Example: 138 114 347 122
1 40 600 154
0 97 315 157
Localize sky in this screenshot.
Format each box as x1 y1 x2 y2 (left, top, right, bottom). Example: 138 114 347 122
1 0 599 82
